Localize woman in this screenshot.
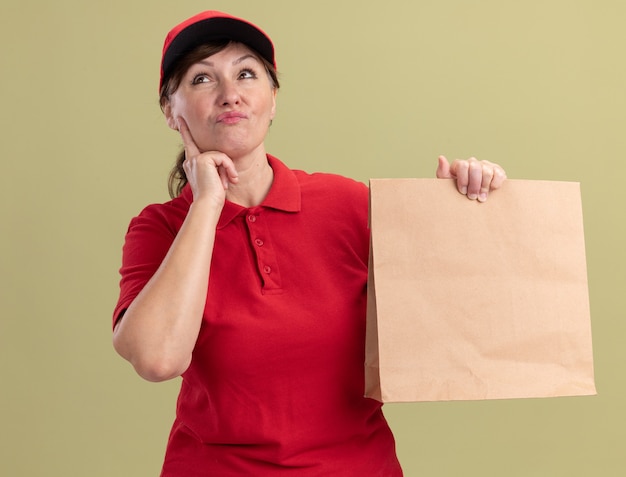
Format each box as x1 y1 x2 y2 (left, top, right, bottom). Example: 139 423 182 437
112 10 506 476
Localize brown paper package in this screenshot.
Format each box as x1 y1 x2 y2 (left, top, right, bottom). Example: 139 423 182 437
365 179 596 402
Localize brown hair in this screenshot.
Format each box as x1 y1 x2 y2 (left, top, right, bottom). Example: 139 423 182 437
159 41 280 198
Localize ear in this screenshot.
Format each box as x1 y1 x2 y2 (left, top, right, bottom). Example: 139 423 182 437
162 100 179 131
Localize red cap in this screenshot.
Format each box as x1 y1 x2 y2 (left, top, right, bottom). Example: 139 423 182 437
160 10 276 91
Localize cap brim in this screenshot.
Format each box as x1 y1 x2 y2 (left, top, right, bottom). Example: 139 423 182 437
161 17 275 88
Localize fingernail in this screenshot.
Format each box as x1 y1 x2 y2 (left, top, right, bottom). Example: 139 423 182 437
460 186 468 195
478 192 487 202
468 192 477 200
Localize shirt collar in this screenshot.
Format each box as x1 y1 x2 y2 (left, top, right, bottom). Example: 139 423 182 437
261 154 302 212
180 154 302 229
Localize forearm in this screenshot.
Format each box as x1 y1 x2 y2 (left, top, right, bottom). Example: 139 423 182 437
113 198 221 381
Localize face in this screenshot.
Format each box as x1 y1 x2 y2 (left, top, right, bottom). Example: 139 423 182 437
164 42 277 159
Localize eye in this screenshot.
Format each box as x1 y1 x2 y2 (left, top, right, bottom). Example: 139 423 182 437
191 73 211 85
238 68 257 80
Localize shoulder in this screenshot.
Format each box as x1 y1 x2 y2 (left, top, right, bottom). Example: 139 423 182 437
268 155 368 202
126 190 191 236
290 169 369 238
293 169 369 204
267 155 369 222
119 192 192 278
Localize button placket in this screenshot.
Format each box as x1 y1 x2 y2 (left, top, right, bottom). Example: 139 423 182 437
245 210 282 291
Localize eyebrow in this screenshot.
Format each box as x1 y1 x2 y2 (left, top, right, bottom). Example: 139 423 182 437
196 54 260 68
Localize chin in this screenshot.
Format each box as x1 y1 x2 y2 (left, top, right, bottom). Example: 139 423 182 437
214 139 264 159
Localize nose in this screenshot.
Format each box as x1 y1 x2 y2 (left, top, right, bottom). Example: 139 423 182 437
217 80 240 106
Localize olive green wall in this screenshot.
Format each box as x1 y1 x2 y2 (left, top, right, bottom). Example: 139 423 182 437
1 0 624 475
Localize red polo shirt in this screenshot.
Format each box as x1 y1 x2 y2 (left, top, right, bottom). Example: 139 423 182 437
114 155 402 476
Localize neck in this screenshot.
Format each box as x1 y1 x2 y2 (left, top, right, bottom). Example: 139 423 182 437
225 151 273 208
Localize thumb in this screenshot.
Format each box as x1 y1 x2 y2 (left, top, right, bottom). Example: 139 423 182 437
436 155 453 178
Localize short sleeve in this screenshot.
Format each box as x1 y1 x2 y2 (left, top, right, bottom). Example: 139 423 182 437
112 202 187 328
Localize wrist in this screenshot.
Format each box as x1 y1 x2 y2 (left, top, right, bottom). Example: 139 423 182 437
188 195 224 219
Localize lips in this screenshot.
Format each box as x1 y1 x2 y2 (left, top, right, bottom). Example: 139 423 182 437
216 111 248 124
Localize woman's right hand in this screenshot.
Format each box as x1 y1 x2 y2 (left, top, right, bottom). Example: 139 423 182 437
178 117 239 205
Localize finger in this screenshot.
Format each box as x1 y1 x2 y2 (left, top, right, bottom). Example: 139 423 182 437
182 154 197 178
436 155 452 178
450 159 470 195
490 164 507 190
217 165 230 189
214 162 238 189
477 163 495 202
466 159 483 200
211 155 239 185
177 117 201 158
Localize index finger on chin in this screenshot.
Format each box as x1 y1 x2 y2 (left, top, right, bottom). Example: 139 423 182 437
177 117 201 158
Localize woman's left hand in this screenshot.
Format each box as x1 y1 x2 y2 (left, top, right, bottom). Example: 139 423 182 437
436 155 507 202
